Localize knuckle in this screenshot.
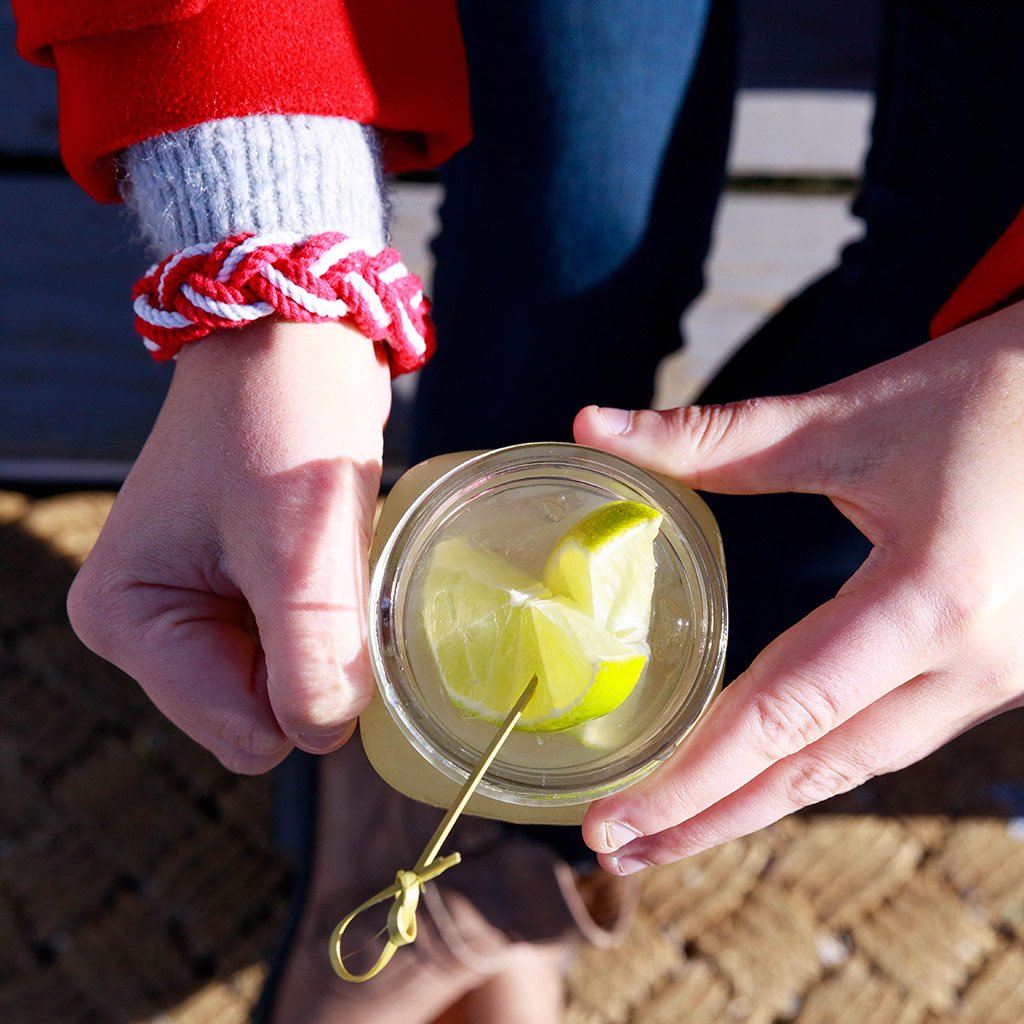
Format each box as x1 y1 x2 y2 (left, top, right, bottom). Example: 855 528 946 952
245 515 372 601
653 768 709 826
925 586 985 647
655 823 719 862
785 754 867 807
748 684 841 764
262 553 334 605
667 403 740 454
66 567 118 655
629 408 675 443
65 574 93 637
971 661 1021 704
268 634 373 739
901 566 991 650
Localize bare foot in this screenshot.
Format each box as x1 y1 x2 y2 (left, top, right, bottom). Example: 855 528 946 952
265 739 608 1024
434 944 568 1024
267 742 493 1024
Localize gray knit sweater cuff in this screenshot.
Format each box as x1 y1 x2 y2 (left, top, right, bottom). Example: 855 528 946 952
121 115 387 258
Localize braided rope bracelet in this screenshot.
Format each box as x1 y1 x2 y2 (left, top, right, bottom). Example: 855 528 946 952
132 231 435 375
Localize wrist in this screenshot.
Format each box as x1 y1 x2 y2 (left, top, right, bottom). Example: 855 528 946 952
133 230 433 374
172 320 391 449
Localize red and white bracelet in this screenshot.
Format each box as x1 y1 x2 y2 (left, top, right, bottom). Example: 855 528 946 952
132 231 435 375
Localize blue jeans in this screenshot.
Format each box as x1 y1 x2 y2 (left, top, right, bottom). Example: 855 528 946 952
414 0 1024 859
414 0 730 453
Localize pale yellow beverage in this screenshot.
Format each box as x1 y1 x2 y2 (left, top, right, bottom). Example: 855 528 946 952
407 481 693 769
362 444 727 825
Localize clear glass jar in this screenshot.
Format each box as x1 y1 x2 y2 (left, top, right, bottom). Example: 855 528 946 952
361 443 727 824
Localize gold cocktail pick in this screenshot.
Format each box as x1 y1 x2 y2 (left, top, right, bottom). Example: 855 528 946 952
328 676 539 983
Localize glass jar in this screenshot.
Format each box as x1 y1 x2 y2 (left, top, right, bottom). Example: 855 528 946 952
360 443 727 825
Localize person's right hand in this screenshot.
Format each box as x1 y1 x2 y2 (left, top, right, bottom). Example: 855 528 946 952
68 320 390 772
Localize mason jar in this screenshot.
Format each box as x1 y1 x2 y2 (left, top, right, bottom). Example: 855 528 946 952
360 442 728 825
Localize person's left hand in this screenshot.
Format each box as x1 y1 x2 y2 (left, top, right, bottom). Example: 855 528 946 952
573 299 1024 875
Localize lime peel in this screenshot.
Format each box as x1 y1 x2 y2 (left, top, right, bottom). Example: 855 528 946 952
543 500 663 643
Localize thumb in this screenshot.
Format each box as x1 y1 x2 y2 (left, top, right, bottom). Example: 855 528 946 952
233 460 379 756
573 395 835 494
248 583 371 756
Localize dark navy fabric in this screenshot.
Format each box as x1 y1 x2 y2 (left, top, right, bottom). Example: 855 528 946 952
413 0 732 455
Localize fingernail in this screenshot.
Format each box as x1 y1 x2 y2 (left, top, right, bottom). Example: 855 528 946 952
597 407 632 435
614 854 651 876
603 820 642 852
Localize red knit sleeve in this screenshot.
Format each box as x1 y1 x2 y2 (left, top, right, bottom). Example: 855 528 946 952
11 0 470 203
931 207 1024 337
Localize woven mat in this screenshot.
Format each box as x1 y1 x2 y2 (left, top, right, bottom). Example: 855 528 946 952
2 492 1024 1024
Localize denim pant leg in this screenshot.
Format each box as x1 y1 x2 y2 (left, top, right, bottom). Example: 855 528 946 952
700 0 1024 682
411 0 737 460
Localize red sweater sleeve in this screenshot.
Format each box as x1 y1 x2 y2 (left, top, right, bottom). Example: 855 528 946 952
931 207 1024 337
11 0 471 203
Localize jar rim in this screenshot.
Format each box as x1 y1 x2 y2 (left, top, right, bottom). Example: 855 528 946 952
368 442 728 807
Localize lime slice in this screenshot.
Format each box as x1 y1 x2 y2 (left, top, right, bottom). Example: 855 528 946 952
453 596 647 731
420 537 549 701
420 538 647 732
543 500 663 643
509 597 647 731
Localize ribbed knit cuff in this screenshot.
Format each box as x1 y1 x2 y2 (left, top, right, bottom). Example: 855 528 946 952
121 115 387 258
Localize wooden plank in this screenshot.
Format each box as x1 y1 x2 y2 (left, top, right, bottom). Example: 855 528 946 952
0 177 171 469
730 90 871 179
739 0 879 91
656 193 862 406
0 182 863 477
0 1 881 161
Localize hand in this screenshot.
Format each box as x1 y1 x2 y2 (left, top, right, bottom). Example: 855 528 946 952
68 320 390 772
574 299 1024 873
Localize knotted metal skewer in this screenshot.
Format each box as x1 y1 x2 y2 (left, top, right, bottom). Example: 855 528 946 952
329 676 539 982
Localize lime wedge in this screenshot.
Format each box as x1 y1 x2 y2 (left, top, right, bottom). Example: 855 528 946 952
420 537 549 701
543 500 663 643
451 596 647 731
420 538 647 732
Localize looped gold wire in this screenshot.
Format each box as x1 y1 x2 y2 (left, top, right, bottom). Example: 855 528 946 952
328 855 461 982
328 677 538 983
